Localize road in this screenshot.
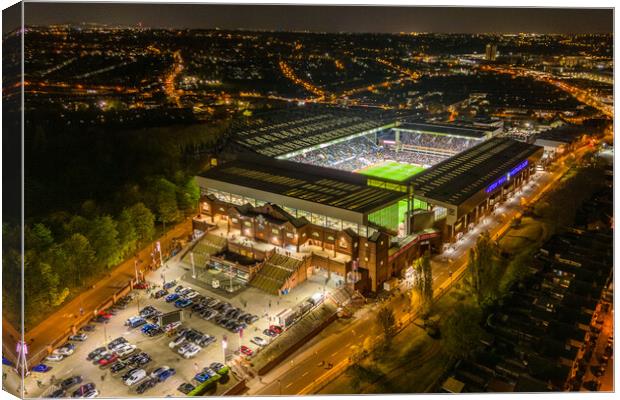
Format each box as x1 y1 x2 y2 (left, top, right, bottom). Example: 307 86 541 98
2 220 192 371
249 150 580 395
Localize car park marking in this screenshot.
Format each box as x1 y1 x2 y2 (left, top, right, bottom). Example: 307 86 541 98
285 382 293 389
330 351 338 357
302 371 309 377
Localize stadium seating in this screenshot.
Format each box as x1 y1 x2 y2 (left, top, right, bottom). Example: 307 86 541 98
182 233 227 267
250 253 304 295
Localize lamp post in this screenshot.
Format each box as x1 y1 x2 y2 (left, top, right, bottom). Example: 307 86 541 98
222 335 227 363
190 252 196 279
277 379 282 395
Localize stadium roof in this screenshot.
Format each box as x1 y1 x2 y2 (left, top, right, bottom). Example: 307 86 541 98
231 108 393 158
411 138 543 206
198 155 405 216
395 122 489 139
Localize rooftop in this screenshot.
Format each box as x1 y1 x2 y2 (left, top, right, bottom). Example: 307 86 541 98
199 155 405 215
535 124 587 144
395 121 489 139
230 107 392 158
410 137 543 206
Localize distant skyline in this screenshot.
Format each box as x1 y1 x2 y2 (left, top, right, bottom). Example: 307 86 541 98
16 3 614 35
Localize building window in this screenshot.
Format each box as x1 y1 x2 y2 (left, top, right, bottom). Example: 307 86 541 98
231 218 238 224
243 221 252 227
271 228 279 235
364 243 368 247
327 235 334 241
364 257 368 262
219 207 225 212
312 232 320 238
354 242 358 247
339 241 348 249
286 232 294 239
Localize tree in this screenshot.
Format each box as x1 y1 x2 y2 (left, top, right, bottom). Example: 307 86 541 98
26 223 54 251
87 216 122 268
177 178 200 215
127 202 155 245
442 303 485 360
146 177 180 232
117 209 138 258
376 306 397 348
467 231 501 306
61 233 96 286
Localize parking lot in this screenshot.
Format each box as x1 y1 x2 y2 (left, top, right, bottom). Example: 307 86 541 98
22 255 337 398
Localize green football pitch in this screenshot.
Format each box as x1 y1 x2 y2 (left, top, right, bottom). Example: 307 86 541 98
357 161 426 182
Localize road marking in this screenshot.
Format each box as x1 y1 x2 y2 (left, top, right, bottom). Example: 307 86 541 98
302 371 309 377
330 351 338 357
285 382 293 389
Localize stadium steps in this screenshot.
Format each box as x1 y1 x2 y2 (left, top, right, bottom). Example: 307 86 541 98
182 233 227 266
250 253 304 296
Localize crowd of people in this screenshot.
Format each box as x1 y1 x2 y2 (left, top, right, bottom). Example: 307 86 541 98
289 134 449 172
397 131 479 153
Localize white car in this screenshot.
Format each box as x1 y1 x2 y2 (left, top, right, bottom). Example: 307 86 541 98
46 354 64 362
123 369 146 386
169 335 186 349
53 347 74 356
109 342 127 352
164 322 182 332
183 344 201 359
115 344 137 357
251 336 268 347
176 342 194 356
184 291 199 300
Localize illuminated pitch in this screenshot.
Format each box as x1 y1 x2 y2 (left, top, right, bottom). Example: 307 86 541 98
357 160 425 182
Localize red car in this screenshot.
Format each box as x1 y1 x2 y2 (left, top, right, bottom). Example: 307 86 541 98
239 346 253 356
134 282 149 289
269 325 283 335
98 311 113 319
98 353 118 366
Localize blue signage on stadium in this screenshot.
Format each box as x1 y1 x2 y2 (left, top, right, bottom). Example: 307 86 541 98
485 160 529 194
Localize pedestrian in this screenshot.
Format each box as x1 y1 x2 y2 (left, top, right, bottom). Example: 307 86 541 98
36 380 43 388
100 375 105 382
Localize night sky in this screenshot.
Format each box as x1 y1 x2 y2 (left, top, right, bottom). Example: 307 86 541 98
17 3 613 34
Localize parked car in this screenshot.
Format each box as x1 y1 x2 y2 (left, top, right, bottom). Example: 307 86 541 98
32 364 52 373
86 347 106 361
60 375 83 389
107 337 128 350
134 281 149 290
157 368 176 382
82 389 99 398
110 361 128 375
126 316 146 328
163 281 177 290
114 344 137 358
240 346 253 356
177 383 195 395
181 343 201 359
153 289 168 299
269 325 283 334
263 329 277 337
80 325 96 332
46 354 64 362
251 336 268 347
72 383 95 397
97 353 118 367
49 389 66 398
135 377 158 394
54 344 75 356
165 293 180 303
194 371 212 383
68 333 88 342
164 321 182 332
174 298 193 308
169 334 187 349
123 369 147 386
174 285 184 293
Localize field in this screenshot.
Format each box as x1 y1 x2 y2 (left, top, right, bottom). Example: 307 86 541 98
357 160 425 182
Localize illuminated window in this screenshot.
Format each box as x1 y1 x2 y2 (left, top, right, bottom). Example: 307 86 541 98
231 218 238 224
312 232 320 238
286 232 294 239
243 221 252 227
271 228 279 235
327 235 334 241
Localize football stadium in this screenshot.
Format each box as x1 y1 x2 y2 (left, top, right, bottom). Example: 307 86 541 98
194 107 543 293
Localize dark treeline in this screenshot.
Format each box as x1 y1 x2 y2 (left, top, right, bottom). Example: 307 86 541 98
3 112 229 328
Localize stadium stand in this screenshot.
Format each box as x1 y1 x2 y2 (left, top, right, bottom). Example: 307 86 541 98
183 233 227 267
250 253 305 295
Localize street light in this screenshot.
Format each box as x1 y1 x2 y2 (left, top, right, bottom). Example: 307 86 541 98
277 379 282 395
